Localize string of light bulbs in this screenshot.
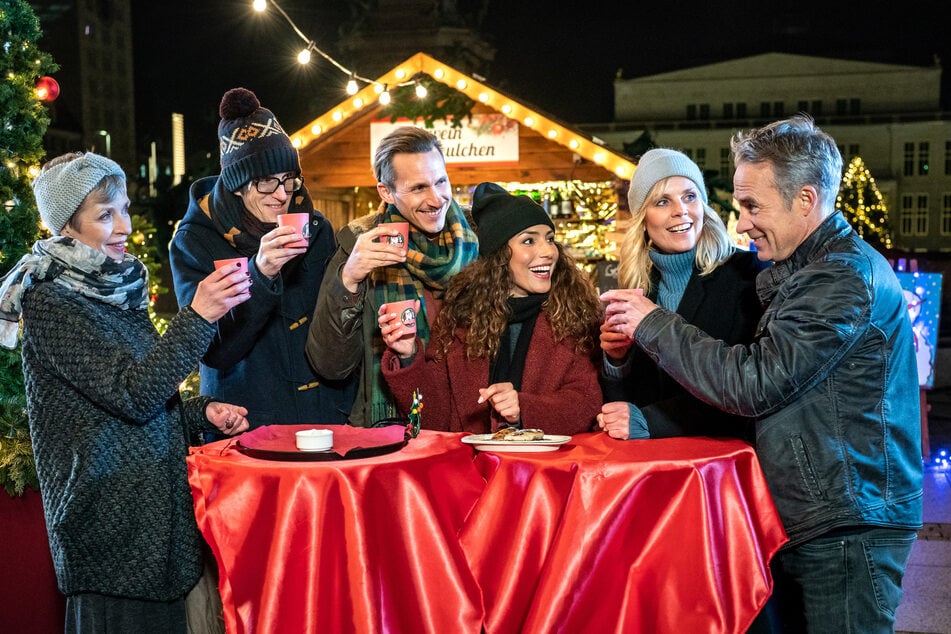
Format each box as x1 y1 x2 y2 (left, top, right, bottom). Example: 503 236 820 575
250 0 427 103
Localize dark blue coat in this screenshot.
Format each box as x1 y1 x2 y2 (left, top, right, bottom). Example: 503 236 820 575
169 176 354 428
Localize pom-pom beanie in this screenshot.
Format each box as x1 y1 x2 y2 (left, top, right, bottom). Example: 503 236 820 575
218 87 300 192
470 182 555 256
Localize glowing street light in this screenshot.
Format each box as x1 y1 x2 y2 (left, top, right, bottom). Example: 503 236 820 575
97 130 111 158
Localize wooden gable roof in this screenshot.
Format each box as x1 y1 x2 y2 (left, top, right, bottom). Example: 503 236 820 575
290 52 636 189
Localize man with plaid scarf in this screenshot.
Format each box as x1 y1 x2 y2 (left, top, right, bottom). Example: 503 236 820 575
306 127 479 426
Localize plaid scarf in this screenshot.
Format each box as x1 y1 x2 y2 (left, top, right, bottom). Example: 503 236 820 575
369 200 479 422
0 237 148 349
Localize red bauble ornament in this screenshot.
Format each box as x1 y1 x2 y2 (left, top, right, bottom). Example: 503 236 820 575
35 76 60 101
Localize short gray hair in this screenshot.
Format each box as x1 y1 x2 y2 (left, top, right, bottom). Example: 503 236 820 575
731 114 843 210
372 126 444 189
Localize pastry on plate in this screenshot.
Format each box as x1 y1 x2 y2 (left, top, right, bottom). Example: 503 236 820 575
492 427 545 441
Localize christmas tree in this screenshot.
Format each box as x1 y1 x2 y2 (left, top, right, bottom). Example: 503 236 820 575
0 0 57 496
837 156 894 249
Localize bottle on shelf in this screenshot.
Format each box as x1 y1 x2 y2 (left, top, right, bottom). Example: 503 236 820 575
550 187 562 218
560 191 574 219
542 187 552 215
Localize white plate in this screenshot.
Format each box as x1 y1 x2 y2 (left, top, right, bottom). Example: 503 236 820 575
461 434 572 453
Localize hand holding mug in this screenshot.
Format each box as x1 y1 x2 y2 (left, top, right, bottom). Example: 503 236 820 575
341 224 409 291
191 260 252 323
378 299 419 359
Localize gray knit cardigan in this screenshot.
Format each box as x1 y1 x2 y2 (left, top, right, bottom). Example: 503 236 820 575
20 281 217 601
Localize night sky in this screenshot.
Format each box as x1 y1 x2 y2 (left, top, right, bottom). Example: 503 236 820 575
126 1 950 163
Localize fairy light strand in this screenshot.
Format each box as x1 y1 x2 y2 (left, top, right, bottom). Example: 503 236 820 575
251 0 416 98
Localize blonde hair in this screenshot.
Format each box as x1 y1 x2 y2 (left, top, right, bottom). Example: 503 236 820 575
617 177 734 293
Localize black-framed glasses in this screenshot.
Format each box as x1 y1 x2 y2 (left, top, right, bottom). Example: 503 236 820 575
252 174 303 194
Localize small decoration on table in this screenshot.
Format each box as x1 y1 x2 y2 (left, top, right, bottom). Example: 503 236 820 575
407 389 423 438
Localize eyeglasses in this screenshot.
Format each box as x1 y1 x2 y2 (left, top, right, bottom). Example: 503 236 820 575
251 174 304 194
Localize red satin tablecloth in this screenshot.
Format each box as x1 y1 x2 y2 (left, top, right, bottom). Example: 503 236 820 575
188 429 484 634
188 430 787 634
462 433 788 634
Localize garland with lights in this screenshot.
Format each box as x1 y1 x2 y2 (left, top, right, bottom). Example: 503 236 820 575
381 75 475 128
251 0 423 106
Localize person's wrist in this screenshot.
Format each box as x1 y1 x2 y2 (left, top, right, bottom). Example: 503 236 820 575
341 271 361 293
254 254 279 279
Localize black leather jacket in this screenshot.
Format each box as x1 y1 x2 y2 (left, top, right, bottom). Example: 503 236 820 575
634 212 923 547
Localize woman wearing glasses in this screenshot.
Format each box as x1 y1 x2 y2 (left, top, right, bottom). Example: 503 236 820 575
169 87 355 432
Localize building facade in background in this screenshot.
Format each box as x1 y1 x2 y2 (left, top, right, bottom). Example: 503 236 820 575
31 0 136 173
584 53 951 253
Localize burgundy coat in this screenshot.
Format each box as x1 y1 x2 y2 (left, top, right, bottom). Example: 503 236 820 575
382 313 600 435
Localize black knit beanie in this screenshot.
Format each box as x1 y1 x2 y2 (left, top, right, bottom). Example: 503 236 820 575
217 87 301 192
470 182 555 256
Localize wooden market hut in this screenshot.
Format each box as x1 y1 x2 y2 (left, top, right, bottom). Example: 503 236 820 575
289 53 636 262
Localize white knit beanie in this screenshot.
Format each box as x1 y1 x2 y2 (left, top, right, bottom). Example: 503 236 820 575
31 152 126 235
628 148 708 215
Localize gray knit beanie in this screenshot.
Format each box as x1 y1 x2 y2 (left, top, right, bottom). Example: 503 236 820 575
471 182 555 256
628 148 709 215
31 152 126 235
218 87 300 192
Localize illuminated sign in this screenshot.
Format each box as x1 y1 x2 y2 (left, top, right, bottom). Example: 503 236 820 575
370 114 519 166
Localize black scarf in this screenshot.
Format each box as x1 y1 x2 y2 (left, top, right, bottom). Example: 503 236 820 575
205 177 316 259
489 293 547 391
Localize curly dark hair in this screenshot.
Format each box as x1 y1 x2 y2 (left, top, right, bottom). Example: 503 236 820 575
430 242 603 361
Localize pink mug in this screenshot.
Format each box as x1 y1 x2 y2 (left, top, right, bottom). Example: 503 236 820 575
377 221 409 248
385 299 417 334
277 213 310 248
214 256 248 272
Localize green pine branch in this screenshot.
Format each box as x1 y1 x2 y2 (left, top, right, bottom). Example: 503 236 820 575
0 0 58 497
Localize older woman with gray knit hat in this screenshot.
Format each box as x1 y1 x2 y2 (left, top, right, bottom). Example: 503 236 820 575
597 148 767 441
0 151 251 632
169 87 355 433
378 181 603 435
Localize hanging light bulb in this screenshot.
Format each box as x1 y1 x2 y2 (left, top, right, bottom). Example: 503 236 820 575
252 0 267 11
415 81 428 99
297 47 311 64
378 84 391 105
346 74 358 95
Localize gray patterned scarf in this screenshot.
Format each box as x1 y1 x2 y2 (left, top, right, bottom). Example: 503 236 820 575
0 236 148 349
